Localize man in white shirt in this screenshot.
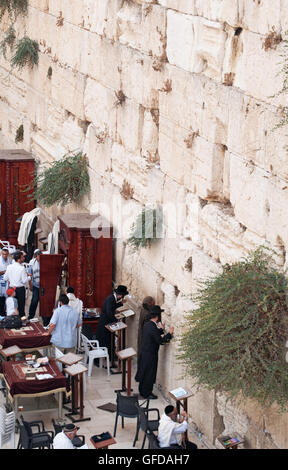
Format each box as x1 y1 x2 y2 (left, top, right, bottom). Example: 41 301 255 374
53 424 88 449
4 251 29 317
157 405 197 449
0 247 12 315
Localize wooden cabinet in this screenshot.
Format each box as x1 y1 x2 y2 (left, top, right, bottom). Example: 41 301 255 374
58 213 113 309
0 149 35 246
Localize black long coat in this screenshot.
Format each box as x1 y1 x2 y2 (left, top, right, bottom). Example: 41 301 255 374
96 293 123 358
135 320 172 398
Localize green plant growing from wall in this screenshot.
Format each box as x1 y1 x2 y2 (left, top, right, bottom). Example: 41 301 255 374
11 36 39 70
0 25 15 58
127 207 163 250
25 151 91 208
15 123 23 143
178 247 288 411
0 0 28 21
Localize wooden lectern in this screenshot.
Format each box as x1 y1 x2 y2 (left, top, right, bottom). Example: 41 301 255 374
168 387 193 441
116 347 136 396
105 321 127 373
58 353 90 424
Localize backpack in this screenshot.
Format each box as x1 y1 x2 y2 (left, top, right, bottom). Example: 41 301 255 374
0 315 22 329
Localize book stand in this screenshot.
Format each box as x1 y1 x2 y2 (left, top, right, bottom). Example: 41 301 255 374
58 353 91 424
90 432 116 449
168 388 193 441
115 347 136 396
0 345 22 361
105 322 127 374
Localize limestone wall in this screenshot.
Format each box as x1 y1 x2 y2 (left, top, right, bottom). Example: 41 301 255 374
0 0 288 448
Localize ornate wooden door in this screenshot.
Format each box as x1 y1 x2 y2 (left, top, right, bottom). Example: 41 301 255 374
39 254 65 318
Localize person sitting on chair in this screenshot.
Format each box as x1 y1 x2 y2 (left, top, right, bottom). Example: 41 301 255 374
53 424 88 449
158 405 197 449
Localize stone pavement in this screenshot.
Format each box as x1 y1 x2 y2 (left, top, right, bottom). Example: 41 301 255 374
0 357 206 449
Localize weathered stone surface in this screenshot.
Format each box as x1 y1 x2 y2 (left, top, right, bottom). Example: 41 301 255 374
238 0 281 35
166 10 227 81
117 2 166 57
1 0 288 450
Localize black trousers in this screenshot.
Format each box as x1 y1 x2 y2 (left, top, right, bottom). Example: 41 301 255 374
15 286 26 317
28 286 39 319
42 316 52 327
0 296 6 316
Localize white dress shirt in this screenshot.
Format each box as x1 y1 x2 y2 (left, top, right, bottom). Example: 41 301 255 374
4 262 29 288
53 431 75 449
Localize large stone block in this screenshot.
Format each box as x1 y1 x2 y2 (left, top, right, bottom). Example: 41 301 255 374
158 0 196 15
83 123 112 178
195 0 239 26
160 120 226 199
166 10 227 81
84 78 117 139
238 0 281 35
116 98 143 153
117 2 166 57
120 46 163 108
233 29 283 103
229 153 288 246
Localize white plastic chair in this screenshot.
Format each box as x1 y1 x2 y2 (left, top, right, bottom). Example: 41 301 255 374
0 407 15 449
81 334 110 377
54 347 64 372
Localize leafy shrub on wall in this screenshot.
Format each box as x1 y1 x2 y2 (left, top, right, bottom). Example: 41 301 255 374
178 247 288 410
127 207 163 250
26 151 91 208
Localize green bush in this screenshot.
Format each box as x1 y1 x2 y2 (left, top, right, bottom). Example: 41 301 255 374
11 36 39 70
127 207 163 250
0 0 28 21
26 151 90 207
178 247 288 410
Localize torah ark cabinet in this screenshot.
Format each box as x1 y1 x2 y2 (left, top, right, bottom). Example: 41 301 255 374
58 213 113 309
0 149 35 246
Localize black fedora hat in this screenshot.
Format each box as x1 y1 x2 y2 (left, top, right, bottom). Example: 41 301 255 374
115 285 129 296
150 305 164 317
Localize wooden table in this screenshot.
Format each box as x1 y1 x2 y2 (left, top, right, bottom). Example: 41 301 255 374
0 321 52 353
116 347 136 396
168 388 193 441
90 432 116 449
0 359 69 421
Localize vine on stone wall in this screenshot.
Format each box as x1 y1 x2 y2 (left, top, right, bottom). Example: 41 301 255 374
11 36 38 69
24 151 91 207
178 247 288 411
127 207 163 250
0 0 39 70
0 0 28 21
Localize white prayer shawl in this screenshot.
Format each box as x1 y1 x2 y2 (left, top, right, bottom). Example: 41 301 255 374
52 220 60 254
17 208 41 245
158 413 183 448
67 293 83 315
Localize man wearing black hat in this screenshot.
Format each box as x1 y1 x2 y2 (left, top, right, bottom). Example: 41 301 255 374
96 285 129 361
135 305 174 399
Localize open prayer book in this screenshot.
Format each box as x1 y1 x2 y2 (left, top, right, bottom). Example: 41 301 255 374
36 373 54 380
169 387 188 398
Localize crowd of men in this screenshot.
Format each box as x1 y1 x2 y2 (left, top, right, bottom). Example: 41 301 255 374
0 245 197 450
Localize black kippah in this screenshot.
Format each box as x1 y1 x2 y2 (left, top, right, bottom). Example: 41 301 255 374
165 405 174 415
63 424 76 432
